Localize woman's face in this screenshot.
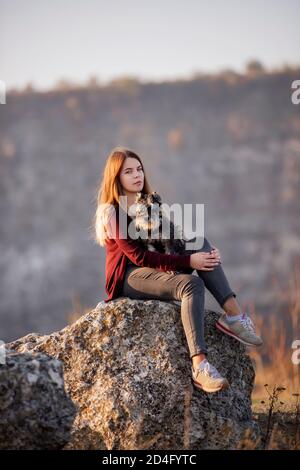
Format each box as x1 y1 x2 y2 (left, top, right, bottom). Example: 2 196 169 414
119 157 144 195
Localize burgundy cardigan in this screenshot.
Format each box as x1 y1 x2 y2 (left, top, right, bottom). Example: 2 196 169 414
103 204 192 303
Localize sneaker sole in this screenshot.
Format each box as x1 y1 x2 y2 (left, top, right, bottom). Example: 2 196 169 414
215 321 263 347
192 377 229 393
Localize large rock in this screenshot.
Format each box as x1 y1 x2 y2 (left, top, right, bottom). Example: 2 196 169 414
6 298 260 449
0 350 76 449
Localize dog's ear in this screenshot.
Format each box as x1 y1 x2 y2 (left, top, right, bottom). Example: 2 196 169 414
151 191 162 204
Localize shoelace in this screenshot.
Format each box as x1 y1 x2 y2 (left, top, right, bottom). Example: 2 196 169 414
240 313 255 333
198 362 222 379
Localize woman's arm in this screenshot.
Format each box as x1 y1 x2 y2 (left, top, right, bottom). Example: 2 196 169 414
116 235 191 271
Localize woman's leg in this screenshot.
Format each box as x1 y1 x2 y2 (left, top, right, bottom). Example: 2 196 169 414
182 236 244 367
185 237 262 348
121 265 207 359
185 236 239 311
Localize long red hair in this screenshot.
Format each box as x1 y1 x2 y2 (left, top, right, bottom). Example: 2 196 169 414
92 146 153 247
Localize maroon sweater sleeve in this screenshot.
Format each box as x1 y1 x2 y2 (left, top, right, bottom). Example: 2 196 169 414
108 206 191 271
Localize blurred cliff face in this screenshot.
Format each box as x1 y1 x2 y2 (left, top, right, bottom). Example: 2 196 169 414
0 68 300 341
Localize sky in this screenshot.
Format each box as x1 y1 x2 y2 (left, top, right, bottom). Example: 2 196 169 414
1 0 300 91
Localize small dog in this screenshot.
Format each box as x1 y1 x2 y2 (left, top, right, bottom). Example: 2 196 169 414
130 191 187 274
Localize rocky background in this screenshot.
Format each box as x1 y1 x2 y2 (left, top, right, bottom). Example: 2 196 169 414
1 64 300 342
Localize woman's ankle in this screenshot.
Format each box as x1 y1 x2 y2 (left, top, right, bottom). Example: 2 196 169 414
192 353 207 369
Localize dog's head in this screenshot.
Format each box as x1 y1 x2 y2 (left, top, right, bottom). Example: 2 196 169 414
134 191 162 213
135 191 161 205
133 191 162 232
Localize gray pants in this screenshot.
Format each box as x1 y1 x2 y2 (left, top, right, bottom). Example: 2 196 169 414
121 237 236 358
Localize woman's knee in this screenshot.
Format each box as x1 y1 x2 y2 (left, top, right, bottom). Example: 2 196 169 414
185 236 212 253
179 274 204 295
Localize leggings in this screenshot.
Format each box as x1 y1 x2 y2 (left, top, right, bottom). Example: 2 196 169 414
121 237 236 358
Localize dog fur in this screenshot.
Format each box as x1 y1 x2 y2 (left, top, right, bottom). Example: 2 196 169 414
130 191 187 274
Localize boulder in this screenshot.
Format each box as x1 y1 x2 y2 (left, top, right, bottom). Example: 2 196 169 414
6 298 260 449
0 350 76 449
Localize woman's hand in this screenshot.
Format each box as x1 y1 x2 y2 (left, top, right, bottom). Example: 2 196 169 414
210 245 221 264
190 250 221 271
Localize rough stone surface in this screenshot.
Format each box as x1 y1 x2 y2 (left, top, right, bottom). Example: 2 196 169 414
6 298 260 449
0 350 76 449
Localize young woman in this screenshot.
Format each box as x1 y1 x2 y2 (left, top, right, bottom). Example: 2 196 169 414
94 146 263 394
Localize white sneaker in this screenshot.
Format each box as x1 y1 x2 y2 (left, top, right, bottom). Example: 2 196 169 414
216 312 263 347
191 359 229 393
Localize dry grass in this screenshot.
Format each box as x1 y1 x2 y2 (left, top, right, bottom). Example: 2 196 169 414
246 261 300 449
249 261 300 403
251 388 300 450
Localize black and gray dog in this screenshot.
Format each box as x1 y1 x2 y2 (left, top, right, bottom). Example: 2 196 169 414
130 191 187 274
